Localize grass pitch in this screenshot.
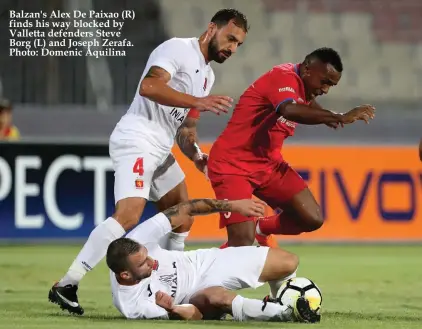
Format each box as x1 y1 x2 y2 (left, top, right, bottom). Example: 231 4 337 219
1 244 421 329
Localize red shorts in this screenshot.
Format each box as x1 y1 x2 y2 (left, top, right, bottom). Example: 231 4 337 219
208 161 307 228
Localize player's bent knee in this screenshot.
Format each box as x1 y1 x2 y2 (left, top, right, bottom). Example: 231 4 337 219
284 252 299 275
303 207 324 232
173 215 194 233
113 197 146 230
260 249 299 282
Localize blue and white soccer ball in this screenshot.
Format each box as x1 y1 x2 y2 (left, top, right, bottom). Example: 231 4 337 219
276 277 322 313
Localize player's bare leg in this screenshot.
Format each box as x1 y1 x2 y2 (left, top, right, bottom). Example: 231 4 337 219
189 249 318 323
220 219 278 249
156 180 192 251
256 188 323 237
49 197 146 315
226 221 255 246
190 286 295 321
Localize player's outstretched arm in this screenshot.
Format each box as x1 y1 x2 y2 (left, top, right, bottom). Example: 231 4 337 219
140 66 232 115
278 101 375 126
162 199 266 230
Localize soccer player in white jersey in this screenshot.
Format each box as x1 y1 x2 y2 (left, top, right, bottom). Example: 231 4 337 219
105 198 320 323
49 9 249 315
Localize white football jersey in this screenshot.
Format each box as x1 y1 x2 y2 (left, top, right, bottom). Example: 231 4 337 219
114 37 215 155
110 243 196 319
110 213 194 319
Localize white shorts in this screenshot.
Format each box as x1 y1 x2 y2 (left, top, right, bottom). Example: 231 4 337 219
109 137 185 203
183 246 269 302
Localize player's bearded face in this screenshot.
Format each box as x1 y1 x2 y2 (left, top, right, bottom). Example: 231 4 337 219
208 34 231 64
125 250 154 282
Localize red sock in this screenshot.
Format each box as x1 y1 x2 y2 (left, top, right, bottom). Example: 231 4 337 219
219 241 229 249
257 213 304 235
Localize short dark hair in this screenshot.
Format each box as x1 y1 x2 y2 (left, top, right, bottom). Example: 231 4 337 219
106 238 141 274
211 8 249 33
304 47 343 72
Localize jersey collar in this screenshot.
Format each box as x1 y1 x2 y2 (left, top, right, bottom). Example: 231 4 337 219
294 63 300 76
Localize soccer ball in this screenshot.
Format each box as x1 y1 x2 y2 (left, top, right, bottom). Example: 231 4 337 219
276 277 322 313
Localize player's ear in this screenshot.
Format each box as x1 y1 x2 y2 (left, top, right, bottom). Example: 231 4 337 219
120 271 130 280
207 22 218 37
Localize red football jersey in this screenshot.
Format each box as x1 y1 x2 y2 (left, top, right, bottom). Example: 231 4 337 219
210 63 309 175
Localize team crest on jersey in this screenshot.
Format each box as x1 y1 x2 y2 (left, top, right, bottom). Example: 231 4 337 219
135 177 144 189
203 77 207 91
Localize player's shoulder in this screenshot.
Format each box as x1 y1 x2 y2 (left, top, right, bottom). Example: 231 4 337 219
158 37 195 53
270 63 299 78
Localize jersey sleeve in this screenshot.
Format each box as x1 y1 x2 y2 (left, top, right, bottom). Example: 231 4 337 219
125 300 169 320
126 213 172 245
264 71 300 113
148 39 188 78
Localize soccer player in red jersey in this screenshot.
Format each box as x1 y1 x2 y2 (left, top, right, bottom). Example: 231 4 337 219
207 48 376 248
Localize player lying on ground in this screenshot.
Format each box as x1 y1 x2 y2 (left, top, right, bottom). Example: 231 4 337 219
105 198 320 323
49 9 250 315
207 47 376 248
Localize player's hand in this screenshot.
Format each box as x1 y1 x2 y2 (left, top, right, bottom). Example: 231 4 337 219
155 291 174 311
194 95 233 115
341 104 376 124
230 199 267 217
193 152 209 180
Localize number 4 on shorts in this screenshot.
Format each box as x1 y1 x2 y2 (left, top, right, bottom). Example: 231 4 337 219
133 158 144 175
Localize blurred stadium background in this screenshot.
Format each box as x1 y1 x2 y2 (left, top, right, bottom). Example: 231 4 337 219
1 1 422 328
1 0 421 142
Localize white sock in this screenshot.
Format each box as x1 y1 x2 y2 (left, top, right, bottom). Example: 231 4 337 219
58 217 125 286
159 231 189 251
268 270 297 298
231 295 293 322
168 231 189 251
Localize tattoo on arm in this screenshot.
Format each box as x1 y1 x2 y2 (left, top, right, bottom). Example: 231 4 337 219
143 66 171 81
176 117 200 161
163 199 232 224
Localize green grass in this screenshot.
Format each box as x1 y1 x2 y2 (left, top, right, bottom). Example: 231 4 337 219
1 244 421 329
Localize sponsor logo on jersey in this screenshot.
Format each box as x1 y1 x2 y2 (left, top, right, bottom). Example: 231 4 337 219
278 87 295 93
277 116 297 128
158 262 178 298
170 107 187 123
135 178 144 189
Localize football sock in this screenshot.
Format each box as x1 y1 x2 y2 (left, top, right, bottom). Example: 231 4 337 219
257 213 304 235
167 231 189 251
231 295 294 322
58 217 125 287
